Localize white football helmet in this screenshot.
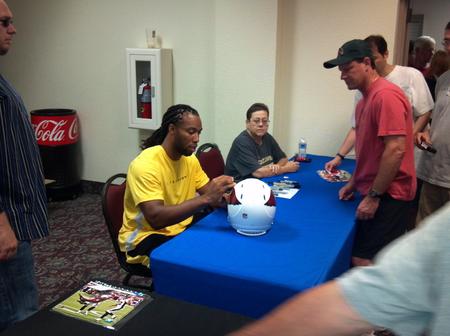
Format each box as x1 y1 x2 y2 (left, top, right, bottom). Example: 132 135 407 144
227 178 276 236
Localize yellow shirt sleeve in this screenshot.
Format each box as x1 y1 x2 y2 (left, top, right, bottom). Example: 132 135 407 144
127 156 164 206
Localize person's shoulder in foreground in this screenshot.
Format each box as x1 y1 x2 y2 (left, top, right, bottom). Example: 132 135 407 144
229 203 450 336
338 203 450 335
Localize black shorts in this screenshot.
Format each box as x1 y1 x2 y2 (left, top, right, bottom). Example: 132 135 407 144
127 234 174 258
352 194 412 260
127 215 203 260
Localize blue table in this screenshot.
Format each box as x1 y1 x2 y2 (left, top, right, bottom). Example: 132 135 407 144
151 155 357 318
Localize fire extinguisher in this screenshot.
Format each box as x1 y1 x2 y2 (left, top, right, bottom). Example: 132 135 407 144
140 79 152 119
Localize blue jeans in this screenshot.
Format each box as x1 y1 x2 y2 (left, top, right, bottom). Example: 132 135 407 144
0 240 39 331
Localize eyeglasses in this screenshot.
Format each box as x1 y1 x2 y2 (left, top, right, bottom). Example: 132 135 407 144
0 18 14 28
250 118 270 125
442 39 450 47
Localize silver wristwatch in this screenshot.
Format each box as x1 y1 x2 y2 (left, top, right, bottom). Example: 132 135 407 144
368 189 382 199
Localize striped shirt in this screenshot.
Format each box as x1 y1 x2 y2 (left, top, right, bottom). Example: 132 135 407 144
0 74 49 240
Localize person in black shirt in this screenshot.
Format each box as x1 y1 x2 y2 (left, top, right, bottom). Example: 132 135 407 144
225 103 298 182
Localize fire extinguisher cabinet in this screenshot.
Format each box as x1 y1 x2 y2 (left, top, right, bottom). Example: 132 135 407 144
126 48 173 129
30 109 82 201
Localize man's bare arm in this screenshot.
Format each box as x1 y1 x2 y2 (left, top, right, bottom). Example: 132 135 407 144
229 281 373 336
0 211 18 261
413 111 431 146
325 128 356 171
252 158 299 178
370 135 406 194
139 175 235 230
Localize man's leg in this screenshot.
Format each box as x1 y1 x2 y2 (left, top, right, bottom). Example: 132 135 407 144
352 195 411 266
352 196 407 336
127 234 174 267
0 241 39 331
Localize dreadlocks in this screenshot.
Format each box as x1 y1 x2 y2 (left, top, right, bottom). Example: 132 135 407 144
141 104 199 149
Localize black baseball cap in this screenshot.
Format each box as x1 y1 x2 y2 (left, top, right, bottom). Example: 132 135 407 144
323 39 372 69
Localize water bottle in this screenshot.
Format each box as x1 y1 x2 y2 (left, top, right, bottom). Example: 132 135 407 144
298 138 307 160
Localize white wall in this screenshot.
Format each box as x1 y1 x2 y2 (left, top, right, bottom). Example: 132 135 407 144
274 0 399 157
411 0 450 50
2 0 218 182
1 0 400 183
213 0 278 155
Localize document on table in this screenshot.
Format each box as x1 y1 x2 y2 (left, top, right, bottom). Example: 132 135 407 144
272 188 299 199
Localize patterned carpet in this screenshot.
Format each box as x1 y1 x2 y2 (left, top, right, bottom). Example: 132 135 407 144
32 192 151 308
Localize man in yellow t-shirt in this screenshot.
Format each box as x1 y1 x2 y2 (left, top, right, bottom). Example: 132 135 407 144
119 104 235 267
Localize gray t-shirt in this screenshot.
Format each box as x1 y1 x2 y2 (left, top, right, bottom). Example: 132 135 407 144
225 130 286 181
338 203 450 336
416 69 450 188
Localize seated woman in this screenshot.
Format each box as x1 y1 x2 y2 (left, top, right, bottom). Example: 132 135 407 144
225 103 299 182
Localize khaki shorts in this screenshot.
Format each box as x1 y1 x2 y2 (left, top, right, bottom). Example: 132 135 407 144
417 181 450 225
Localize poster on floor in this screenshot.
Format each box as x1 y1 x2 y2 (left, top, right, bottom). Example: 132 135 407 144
51 280 152 330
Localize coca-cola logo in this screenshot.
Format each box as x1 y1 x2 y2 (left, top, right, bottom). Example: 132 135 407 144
32 115 79 146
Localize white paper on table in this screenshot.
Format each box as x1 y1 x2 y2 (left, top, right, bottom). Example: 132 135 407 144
273 188 299 199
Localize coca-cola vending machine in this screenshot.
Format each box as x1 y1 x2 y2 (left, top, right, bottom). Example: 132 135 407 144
31 109 81 200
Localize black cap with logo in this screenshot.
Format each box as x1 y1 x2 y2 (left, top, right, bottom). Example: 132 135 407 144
323 39 372 69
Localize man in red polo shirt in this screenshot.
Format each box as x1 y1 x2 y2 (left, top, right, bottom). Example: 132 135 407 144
323 39 416 267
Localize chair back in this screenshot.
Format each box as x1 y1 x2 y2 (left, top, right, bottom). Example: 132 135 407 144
101 173 128 267
101 173 153 289
196 143 225 179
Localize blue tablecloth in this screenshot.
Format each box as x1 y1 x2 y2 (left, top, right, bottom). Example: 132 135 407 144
151 155 357 318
